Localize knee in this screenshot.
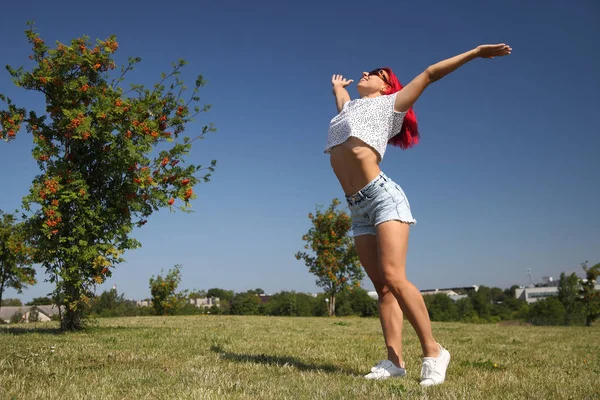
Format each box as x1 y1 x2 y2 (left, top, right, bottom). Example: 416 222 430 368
381 268 410 289
374 283 394 301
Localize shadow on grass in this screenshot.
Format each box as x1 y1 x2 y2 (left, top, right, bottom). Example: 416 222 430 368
0 326 64 335
0 324 154 336
211 344 360 376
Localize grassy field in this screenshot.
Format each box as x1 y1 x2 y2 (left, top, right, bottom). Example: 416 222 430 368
1 315 599 400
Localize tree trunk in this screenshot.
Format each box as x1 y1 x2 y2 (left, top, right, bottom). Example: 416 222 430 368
329 293 336 317
0 276 4 316
60 281 84 330
61 307 83 330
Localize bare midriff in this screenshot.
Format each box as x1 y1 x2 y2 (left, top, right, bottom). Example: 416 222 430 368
329 137 382 197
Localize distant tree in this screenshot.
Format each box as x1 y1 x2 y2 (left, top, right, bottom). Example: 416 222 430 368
206 288 234 302
334 287 378 317
558 272 581 325
188 289 207 299
424 294 460 322
295 199 364 316
175 301 204 316
26 296 53 306
333 290 353 316
295 293 318 317
229 291 261 315
313 293 330 317
456 297 477 322
91 287 120 314
1 298 23 306
0 211 36 315
490 302 512 321
207 304 222 315
468 286 492 319
348 287 378 317
496 297 529 321
528 297 566 326
264 291 298 316
89 288 147 317
206 288 233 312
504 285 520 298
149 264 188 315
580 261 600 327
489 287 505 303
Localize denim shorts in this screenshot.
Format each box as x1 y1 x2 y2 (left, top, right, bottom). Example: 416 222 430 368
345 172 416 237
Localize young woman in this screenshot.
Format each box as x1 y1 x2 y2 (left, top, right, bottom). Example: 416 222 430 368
325 44 511 386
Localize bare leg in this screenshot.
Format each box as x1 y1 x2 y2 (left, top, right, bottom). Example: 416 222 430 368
376 221 439 357
355 234 404 367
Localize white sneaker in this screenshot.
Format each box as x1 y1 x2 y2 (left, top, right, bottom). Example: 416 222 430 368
420 344 451 387
364 360 407 380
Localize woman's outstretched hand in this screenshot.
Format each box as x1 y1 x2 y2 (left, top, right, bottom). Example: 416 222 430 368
476 43 512 59
332 74 354 89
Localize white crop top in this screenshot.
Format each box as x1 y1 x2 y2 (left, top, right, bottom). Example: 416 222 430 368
324 92 407 160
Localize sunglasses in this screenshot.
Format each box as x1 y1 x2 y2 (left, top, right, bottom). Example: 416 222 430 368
368 69 390 85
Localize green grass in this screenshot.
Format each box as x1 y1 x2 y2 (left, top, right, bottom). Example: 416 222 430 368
1 316 599 399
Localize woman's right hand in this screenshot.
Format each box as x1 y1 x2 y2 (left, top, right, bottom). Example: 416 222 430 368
332 74 354 89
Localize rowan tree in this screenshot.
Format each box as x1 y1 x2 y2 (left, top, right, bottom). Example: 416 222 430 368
0 22 216 330
0 210 36 314
149 264 187 316
580 261 600 327
295 198 364 316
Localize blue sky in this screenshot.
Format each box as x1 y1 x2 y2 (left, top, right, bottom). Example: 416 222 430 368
1 0 599 302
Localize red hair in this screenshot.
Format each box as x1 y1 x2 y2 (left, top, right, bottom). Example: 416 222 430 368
380 67 420 149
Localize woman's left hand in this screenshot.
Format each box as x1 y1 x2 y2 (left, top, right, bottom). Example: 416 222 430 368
476 44 512 59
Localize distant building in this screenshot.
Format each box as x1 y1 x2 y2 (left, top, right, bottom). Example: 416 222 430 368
189 297 220 308
448 294 469 302
540 276 558 287
515 283 600 304
420 286 480 295
421 289 460 296
515 287 557 303
136 300 151 307
0 305 62 324
367 286 476 302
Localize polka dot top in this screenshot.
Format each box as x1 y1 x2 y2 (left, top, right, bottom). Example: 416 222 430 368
324 92 407 160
